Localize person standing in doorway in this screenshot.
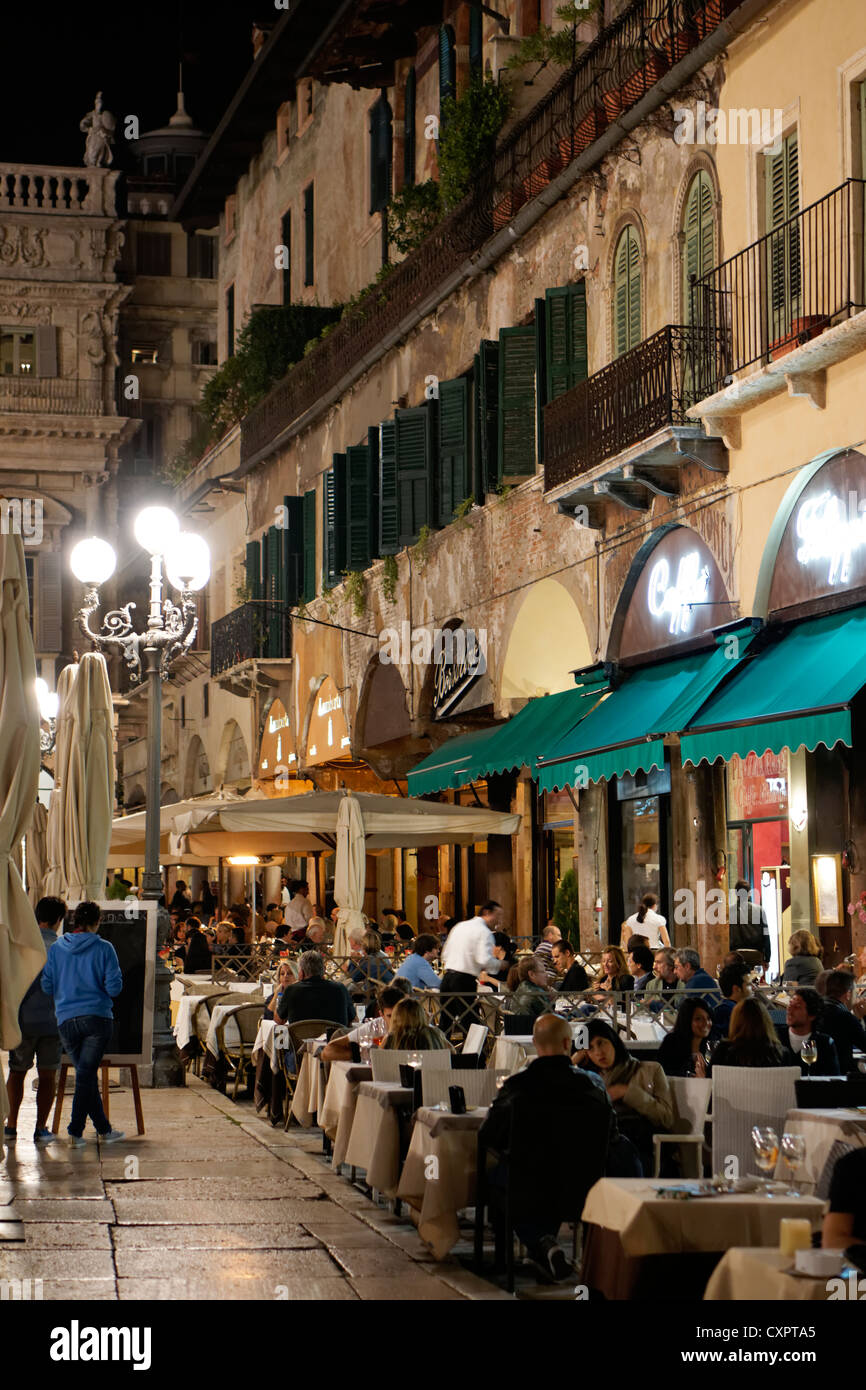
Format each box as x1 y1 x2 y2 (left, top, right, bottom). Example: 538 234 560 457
4 897 67 1144
40 901 125 1147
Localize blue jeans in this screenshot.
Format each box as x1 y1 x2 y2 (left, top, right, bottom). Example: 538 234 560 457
58 1016 113 1137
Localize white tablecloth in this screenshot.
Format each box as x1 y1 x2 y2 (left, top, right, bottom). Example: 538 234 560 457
492 1035 536 1071
173 996 208 1051
205 1004 244 1058
773 1107 866 1191
252 1018 279 1073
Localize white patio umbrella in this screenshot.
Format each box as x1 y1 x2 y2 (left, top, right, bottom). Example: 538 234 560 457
333 792 367 955
0 535 42 1144
63 650 115 901
26 799 48 907
42 662 79 897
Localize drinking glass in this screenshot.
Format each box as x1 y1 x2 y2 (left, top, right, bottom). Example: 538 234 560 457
780 1133 807 1195
407 1051 423 1071
751 1125 780 1192
355 1004 366 1025
495 1072 507 1091
800 1036 818 1071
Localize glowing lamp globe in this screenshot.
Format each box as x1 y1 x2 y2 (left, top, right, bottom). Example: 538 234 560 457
164 532 210 592
35 677 59 721
134 506 180 556
70 537 117 585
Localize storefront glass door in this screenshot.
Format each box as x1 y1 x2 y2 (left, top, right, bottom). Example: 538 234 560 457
726 751 791 971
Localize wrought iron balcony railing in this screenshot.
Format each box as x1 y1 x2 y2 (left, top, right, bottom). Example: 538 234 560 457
543 322 723 489
210 601 291 677
0 376 106 415
241 0 744 466
690 178 866 389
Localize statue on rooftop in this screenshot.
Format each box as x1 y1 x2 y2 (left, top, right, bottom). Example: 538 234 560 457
80 92 116 168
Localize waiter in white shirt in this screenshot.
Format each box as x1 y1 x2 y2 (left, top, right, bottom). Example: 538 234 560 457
440 901 502 1037
284 879 314 933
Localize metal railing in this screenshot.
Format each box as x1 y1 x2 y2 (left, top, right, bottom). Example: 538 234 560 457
543 322 724 488
210 601 291 677
240 0 744 465
690 177 866 389
0 376 106 415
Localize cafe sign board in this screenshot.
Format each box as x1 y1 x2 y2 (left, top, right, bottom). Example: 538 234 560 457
304 675 351 766
258 699 296 780
759 449 866 620
432 626 487 719
610 525 729 663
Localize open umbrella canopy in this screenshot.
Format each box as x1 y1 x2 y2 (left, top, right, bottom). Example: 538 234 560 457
108 787 262 866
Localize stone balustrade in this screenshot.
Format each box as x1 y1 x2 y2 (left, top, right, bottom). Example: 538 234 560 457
0 164 118 217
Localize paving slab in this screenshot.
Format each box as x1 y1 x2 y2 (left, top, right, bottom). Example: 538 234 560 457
11 1222 113 1249
107 1198 336 1225
113 1247 339 1281
0 1250 116 1279
347 1274 466 1300
38 1280 119 1300
116 1276 358 1301
12 1199 116 1223
326 1245 433 1278
104 1178 321 1202
111 1223 321 1250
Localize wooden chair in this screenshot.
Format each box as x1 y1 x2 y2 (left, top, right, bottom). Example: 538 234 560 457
216 1003 266 1100
652 1077 713 1178
279 1019 347 1128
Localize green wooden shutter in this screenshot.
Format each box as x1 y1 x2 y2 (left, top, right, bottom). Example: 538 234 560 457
265 526 283 655
378 420 399 554
332 453 348 577
614 226 641 356
545 281 588 398
395 403 435 546
682 172 715 325
403 69 416 187
303 183 314 287
346 443 372 571
498 324 537 476
438 25 456 125
245 539 261 601
437 377 470 526
322 469 337 589
765 131 800 339
534 296 547 462
367 425 381 559
302 488 316 601
369 93 393 215
283 497 304 605
473 338 499 496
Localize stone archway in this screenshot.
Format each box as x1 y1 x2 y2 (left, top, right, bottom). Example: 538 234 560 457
183 734 212 799
500 578 593 704
217 718 250 788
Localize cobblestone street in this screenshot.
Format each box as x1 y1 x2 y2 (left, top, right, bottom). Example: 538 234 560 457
0 1075 508 1302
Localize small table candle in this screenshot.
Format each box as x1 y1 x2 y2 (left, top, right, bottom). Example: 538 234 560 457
779 1218 812 1256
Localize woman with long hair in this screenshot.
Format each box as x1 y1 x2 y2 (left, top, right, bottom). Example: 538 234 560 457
621 893 670 950
382 997 450 1051
710 997 784 1069
595 945 633 994
264 960 297 1021
783 930 823 985
580 1019 672 1174
657 997 713 1077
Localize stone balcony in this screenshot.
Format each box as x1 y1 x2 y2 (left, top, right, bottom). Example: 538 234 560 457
0 163 119 217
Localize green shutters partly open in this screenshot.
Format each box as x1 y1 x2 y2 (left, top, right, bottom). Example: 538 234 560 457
682 171 715 325
322 469 337 589
264 526 284 654
369 93 393 215
378 420 399 554
438 25 456 123
367 425 381 560
545 281 588 398
473 338 499 496
395 403 435 546
614 225 642 356
302 488 316 601
765 130 801 342
346 442 372 571
437 376 470 526
282 496 304 606
498 324 537 477
331 453 348 578
245 540 261 601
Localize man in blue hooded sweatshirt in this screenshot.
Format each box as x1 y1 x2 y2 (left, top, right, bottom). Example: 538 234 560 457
41 900 125 1147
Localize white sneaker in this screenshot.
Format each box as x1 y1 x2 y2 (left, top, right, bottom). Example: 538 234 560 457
68 1134 86 1148
99 1129 125 1144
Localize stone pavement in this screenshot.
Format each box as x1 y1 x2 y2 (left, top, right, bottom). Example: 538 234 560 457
0 1070 512 1302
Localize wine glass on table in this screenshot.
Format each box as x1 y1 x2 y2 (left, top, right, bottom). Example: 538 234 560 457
751 1125 780 1193
407 1051 423 1073
780 1133 807 1195
801 1036 818 1072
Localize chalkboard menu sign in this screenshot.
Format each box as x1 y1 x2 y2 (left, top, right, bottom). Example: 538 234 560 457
60 902 157 1066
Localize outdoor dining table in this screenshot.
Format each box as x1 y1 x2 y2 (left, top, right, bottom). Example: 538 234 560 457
704 1248 837 1301
204 1001 263 1058
580 1177 826 1301
342 1080 414 1194
772 1107 866 1192
492 1036 536 1071
320 1061 373 1169
290 1043 330 1127
173 994 207 1052
397 1105 489 1259
251 1018 279 1074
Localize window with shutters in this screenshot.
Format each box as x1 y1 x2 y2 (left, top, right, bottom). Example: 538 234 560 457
613 226 642 357
203 683 209 719
280 210 292 304
134 405 162 463
543 282 588 400
395 404 435 546
187 233 216 279
282 496 305 606
378 420 399 554
764 131 801 344
681 171 716 326
303 184 315 287
498 324 537 477
1 328 36 376
437 377 471 525
263 525 285 655
226 284 235 356
302 488 317 600
403 69 416 186
245 540 262 601
438 25 456 126
34 551 63 654
346 443 373 570
472 339 499 496
369 93 393 215
136 231 172 276
323 457 347 586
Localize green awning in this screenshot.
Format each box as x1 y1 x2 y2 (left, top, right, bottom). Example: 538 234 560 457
407 673 608 796
537 624 757 792
680 605 866 766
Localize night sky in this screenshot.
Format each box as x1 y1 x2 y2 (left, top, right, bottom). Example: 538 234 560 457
2 0 269 168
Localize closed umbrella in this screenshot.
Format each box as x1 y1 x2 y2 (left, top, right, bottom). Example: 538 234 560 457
42 662 78 898
0 534 42 1144
333 792 367 956
64 651 115 901
26 799 48 906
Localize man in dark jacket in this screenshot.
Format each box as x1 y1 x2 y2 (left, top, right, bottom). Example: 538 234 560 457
3 896 67 1144
674 948 722 1010
551 940 589 993
479 1012 613 1282
818 971 866 1072
41 900 124 1147
728 880 771 964
775 986 840 1075
275 950 353 1026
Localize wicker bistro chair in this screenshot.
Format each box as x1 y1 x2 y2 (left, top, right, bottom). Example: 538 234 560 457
369 1048 453 1082
279 1019 349 1129
652 1077 713 1178
216 1003 266 1100
711 1066 800 1180
420 1068 501 1108
188 992 235 1076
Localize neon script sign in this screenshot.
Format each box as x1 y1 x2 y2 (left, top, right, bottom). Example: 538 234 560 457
795 490 866 586
647 553 710 635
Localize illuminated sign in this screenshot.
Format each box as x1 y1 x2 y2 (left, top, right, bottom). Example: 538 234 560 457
647 553 710 635
258 699 296 777
304 677 352 765
795 490 866 587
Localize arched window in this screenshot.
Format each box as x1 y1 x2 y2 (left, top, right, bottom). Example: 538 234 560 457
613 225 642 356
681 170 716 325
438 24 456 125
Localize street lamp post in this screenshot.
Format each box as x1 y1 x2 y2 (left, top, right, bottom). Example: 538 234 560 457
70 506 210 1087
35 678 59 755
